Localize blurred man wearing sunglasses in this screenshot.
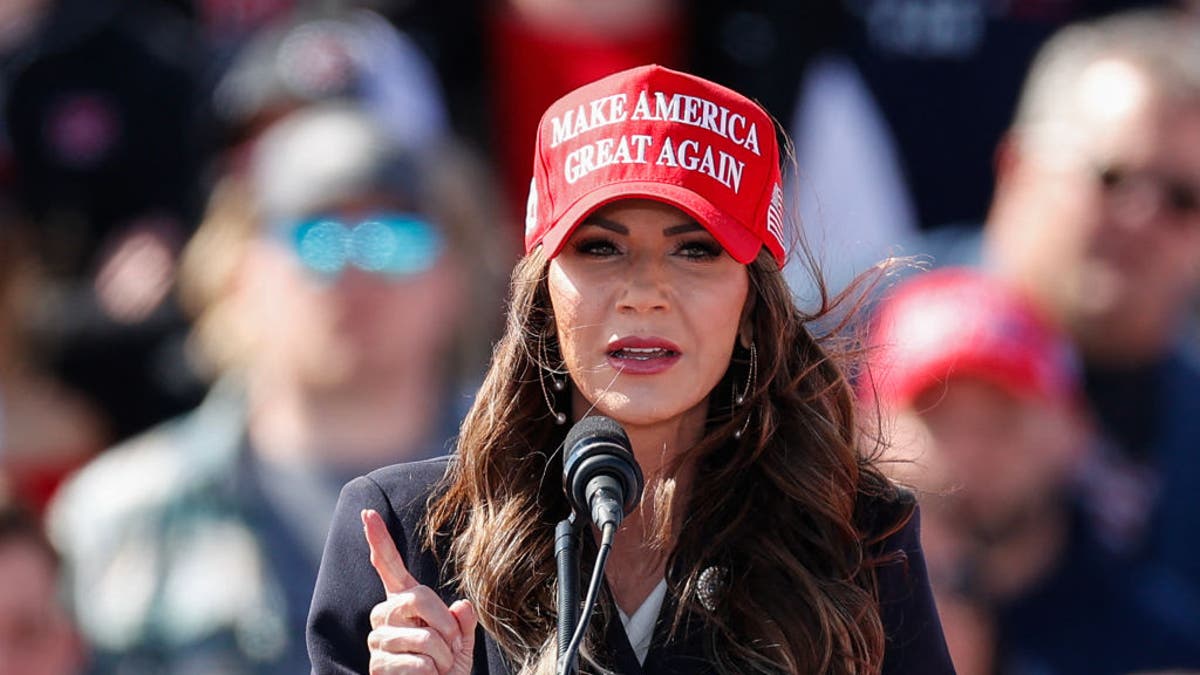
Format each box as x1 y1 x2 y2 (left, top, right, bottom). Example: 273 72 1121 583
43 104 513 674
978 9 1200 615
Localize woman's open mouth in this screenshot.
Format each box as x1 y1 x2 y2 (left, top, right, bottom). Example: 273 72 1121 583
606 337 682 374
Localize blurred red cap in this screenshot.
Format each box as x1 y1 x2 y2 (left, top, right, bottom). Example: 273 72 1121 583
864 268 1080 407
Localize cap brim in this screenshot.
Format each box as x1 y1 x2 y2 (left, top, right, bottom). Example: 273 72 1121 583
886 354 1062 409
539 181 764 264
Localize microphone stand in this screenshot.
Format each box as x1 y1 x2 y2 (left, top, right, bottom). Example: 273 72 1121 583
555 516 580 675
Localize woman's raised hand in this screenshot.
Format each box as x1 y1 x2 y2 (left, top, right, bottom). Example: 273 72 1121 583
361 509 477 675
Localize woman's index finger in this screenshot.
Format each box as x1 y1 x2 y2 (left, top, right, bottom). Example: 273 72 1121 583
361 509 419 594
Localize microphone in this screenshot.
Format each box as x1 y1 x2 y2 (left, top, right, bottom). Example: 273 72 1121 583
562 415 644 530
557 416 643 675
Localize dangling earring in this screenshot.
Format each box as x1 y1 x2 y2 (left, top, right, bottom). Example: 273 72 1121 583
732 342 756 440
538 329 569 426
540 367 568 426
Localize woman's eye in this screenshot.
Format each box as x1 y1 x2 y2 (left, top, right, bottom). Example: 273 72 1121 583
675 239 723 260
573 237 621 257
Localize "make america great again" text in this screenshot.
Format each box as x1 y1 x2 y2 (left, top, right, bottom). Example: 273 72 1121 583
549 90 763 192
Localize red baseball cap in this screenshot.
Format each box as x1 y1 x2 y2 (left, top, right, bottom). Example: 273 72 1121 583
864 268 1080 407
523 64 786 266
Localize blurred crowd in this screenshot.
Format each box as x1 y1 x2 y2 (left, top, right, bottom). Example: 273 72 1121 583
1 1 1199 674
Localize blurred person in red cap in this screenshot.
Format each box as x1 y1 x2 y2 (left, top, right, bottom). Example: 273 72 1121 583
45 103 511 675
308 64 955 674
0 498 85 675
959 9 1200 606
865 267 1200 675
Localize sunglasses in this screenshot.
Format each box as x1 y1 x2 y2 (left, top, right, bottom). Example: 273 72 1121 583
277 213 444 278
1094 164 1200 221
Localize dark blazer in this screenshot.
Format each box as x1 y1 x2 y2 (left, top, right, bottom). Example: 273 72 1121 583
307 456 955 674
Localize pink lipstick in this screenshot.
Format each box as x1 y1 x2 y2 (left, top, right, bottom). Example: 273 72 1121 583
606 336 682 375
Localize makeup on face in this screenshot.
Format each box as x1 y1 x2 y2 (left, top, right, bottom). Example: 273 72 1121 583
548 199 749 430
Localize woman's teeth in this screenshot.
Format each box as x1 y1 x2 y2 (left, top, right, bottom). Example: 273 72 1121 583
613 347 671 360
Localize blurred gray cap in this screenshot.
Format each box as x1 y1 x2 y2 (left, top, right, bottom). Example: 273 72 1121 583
214 9 448 153
250 103 423 223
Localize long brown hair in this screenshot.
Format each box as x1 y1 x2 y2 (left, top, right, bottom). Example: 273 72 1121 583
426 240 911 673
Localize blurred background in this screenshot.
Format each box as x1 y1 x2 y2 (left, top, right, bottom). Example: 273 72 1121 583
1 1 1199 674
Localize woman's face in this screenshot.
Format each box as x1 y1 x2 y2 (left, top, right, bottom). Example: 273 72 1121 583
547 199 751 431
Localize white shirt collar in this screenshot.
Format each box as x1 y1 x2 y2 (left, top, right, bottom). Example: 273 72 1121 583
616 579 668 665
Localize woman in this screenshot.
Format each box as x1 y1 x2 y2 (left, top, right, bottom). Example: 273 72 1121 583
307 65 954 674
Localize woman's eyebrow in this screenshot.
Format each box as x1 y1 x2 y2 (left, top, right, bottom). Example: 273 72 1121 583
578 219 703 236
663 222 703 236
579 218 628 234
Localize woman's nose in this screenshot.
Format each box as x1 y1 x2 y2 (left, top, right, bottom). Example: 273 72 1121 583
617 255 670 313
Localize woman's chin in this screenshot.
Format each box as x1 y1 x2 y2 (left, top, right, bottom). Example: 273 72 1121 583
581 393 707 432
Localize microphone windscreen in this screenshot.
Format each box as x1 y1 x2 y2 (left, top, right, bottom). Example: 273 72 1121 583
562 415 643 520
564 415 630 455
